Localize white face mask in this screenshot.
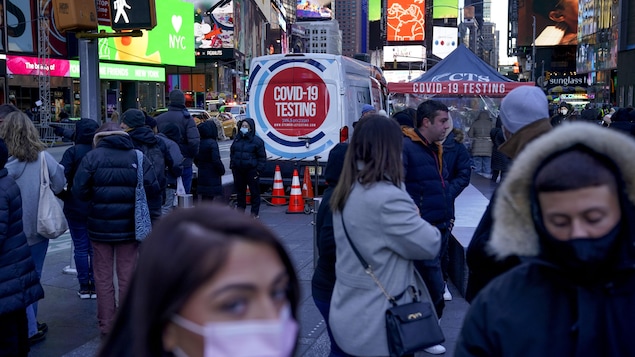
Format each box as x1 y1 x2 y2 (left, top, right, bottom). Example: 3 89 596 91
240 127 249 135
560 108 568 115
171 306 298 357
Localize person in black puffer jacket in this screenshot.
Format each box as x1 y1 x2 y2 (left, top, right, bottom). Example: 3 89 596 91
155 90 200 194
311 143 352 357
230 118 266 218
194 120 225 201
59 118 100 299
0 138 44 356
72 123 160 336
121 109 172 221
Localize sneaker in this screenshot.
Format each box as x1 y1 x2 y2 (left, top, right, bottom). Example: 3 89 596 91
424 344 446 354
443 283 452 301
37 322 48 334
78 284 91 299
28 330 46 346
251 214 260 219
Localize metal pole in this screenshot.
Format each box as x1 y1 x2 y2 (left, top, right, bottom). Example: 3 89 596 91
531 16 536 83
79 39 100 122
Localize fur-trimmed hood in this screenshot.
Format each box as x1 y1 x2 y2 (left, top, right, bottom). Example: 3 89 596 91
490 122 635 259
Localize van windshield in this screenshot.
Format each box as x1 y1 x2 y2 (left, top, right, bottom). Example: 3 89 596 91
229 107 242 114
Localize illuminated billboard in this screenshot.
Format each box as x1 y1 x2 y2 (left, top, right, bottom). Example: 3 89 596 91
369 0 381 21
190 1 235 50
517 0 578 47
433 0 458 19
383 45 425 63
387 0 425 42
432 26 458 58
297 0 332 20
98 0 195 66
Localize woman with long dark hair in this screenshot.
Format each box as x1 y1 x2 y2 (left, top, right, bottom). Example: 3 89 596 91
329 115 441 356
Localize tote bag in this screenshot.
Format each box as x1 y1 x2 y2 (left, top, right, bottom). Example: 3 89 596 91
135 150 152 242
37 152 68 239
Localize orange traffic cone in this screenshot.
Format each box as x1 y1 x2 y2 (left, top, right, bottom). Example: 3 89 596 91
302 166 314 199
271 165 287 205
286 169 305 214
246 186 251 205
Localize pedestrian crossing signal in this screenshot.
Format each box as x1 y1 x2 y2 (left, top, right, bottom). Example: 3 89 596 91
52 0 98 32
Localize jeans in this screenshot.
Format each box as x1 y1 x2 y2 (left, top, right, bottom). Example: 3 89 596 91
27 239 48 337
233 169 261 216
313 298 353 357
182 166 193 194
92 241 139 335
472 156 492 175
161 187 176 215
67 218 94 286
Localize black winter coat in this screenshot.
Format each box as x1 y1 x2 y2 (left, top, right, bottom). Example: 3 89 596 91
72 132 160 243
230 118 266 173
457 262 635 356
442 131 471 219
0 168 44 316
59 118 99 221
128 127 172 219
155 105 200 166
489 127 511 173
194 121 225 196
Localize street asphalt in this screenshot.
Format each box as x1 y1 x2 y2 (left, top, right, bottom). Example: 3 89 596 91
28 144 495 356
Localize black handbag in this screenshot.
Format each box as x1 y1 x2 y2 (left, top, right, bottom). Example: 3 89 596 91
340 216 445 357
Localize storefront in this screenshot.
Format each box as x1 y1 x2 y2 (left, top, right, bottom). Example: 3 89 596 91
6 55 166 121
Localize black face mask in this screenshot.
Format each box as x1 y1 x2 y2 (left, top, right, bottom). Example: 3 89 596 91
540 222 621 281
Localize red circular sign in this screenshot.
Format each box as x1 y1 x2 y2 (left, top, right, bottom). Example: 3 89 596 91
263 67 330 137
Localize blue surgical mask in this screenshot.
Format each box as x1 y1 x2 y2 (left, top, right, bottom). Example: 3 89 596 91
240 127 249 135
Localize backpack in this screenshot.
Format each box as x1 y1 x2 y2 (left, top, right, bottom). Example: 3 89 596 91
138 140 168 190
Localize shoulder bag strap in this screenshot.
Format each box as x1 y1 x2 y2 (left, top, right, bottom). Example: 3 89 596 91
40 151 50 186
340 214 397 305
135 150 144 189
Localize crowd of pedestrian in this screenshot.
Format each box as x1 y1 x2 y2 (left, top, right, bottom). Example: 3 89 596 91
5 83 635 356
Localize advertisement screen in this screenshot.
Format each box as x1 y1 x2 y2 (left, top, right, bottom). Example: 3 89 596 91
517 0 578 47
296 0 332 20
97 0 195 66
369 0 381 21
387 0 425 42
433 0 458 19
190 0 235 50
432 26 458 58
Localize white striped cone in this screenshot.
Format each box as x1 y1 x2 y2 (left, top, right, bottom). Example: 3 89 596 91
271 165 287 205
286 169 304 213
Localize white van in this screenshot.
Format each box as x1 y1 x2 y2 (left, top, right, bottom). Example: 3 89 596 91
247 53 388 190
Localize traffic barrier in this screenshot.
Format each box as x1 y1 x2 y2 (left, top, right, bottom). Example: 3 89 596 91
246 186 251 205
286 169 304 214
271 165 287 205
302 166 314 199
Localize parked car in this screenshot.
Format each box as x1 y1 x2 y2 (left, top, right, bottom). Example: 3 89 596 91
149 107 231 140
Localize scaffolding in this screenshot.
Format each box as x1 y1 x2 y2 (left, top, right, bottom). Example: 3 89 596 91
37 0 57 145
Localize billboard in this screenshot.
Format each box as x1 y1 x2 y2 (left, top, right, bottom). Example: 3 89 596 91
189 0 235 50
517 0 578 46
387 0 425 42
432 26 458 59
369 0 381 21
296 0 332 20
433 0 458 19
97 0 195 66
383 45 425 63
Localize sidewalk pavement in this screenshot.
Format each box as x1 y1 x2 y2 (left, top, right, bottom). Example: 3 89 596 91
30 172 492 357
